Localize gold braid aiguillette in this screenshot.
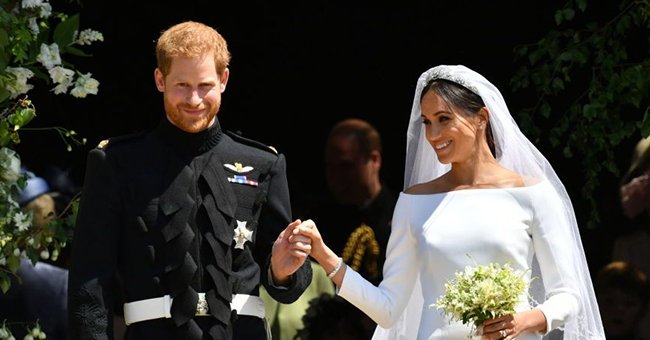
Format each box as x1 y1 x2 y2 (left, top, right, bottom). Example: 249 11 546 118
342 223 380 280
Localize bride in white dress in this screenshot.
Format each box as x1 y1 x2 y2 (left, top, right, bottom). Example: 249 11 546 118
296 65 605 340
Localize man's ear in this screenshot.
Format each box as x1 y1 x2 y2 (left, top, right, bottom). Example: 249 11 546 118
219 68 230 93
369 149 382 171
154 68 165 92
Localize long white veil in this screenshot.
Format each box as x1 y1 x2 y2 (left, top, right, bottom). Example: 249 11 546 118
373 65 605 339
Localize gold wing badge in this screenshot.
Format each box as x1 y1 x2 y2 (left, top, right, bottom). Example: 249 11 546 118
224 162 258 187
224 162 254 173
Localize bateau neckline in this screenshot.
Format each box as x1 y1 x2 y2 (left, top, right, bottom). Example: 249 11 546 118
401 179 546 196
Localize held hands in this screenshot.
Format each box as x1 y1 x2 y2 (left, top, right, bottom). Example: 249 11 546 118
270 219 313 285
479 309 547 340
291 220 347 286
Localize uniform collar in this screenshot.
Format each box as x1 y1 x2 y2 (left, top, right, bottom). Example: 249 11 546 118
155 117 223 156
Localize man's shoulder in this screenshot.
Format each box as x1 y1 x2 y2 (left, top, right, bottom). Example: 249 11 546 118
224 130 280 157
95 130 149 153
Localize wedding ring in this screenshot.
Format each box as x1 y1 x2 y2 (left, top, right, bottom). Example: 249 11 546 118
500 329 507 338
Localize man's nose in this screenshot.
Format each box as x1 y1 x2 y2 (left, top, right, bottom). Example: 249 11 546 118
187 89 202 106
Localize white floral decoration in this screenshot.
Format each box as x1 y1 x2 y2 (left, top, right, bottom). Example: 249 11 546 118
48 66 75 94
5 67 35 99
36 42 62 70
75 28 104 45
70 72 99 98
0 148 22 183
432 260 529 338
14 211 31 232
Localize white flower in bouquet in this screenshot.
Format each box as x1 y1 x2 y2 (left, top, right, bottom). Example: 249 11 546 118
431 260 529 338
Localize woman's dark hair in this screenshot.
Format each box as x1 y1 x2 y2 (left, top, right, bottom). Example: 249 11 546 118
422 79 496 157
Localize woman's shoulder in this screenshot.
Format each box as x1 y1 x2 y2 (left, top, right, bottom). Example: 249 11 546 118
404 171 542 195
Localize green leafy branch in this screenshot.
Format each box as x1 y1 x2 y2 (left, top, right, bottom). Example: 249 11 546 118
511 0 650 228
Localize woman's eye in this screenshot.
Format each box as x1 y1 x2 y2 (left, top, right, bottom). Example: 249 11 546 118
421 118 430 125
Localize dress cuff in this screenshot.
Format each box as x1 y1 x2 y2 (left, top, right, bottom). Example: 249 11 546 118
535 292 579 335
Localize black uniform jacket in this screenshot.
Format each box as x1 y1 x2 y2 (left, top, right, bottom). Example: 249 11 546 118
68 118 312 340
309 186 396 285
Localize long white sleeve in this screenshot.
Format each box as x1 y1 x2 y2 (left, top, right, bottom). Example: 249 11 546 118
337 195 420 328
529 181 580 333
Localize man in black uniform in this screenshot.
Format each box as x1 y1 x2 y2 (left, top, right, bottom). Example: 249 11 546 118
310 118 397 285
68 21 312 340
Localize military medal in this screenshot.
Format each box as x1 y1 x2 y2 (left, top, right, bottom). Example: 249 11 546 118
233 220 253 249
227 175 259 187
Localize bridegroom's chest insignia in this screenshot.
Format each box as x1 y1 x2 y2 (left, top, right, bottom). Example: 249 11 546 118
224 162 254 174
233 220 253 249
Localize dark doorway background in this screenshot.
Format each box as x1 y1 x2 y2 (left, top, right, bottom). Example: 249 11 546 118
17 1 632 274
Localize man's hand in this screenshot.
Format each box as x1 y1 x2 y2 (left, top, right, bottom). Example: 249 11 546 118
270 219 313 285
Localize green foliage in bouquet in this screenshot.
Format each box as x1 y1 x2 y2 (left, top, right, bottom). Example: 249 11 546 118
432 259 529 336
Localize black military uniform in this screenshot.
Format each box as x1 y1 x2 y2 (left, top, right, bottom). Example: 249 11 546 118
309 186 396 285
68 118 312 340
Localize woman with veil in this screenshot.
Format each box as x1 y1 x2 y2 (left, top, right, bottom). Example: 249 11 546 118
296 65 605 339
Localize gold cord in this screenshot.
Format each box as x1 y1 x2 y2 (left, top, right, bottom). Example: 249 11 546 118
342 223 380 280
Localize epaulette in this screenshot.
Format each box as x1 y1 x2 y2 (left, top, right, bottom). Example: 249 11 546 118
225 130 278 155
95 130 147 150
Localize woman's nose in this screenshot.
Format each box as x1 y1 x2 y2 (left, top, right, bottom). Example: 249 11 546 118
427 124 441 139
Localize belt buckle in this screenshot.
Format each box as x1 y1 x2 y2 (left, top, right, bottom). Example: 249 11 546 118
196 292 209 316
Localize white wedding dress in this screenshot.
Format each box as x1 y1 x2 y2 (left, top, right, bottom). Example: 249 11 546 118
337 180 579 340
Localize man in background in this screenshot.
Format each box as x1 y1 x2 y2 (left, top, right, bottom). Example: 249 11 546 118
310 118 397 284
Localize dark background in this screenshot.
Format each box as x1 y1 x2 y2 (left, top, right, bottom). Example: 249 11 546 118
17 1 638 274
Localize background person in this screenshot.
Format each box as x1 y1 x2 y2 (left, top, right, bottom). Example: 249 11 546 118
595 261 648 340
614 135 650 338
309 118 397 285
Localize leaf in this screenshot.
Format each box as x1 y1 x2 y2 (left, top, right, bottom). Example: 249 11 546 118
64 45 91 57
0 276 9 294
0 28 8 46
53 14 80 48
0 120 11 147
8 108 36 128
641 105 650 137
7 255 20 273
0 87 9 104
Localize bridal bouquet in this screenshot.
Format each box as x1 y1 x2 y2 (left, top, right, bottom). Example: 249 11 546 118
431 260 528 337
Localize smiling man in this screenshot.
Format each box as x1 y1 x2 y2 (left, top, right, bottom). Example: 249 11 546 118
67 21 312 340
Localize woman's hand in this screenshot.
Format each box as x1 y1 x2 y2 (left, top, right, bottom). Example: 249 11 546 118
480 309 547 340
291 219 347 286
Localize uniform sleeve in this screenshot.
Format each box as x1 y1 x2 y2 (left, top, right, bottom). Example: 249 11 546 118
338 194 420 328
530 181 581 334
257 153 312 303
68 148 121 340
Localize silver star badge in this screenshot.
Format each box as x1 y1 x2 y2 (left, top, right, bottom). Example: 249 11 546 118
233 220 253 249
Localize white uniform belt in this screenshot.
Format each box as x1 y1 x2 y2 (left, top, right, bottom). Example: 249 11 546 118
123 293 265 326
